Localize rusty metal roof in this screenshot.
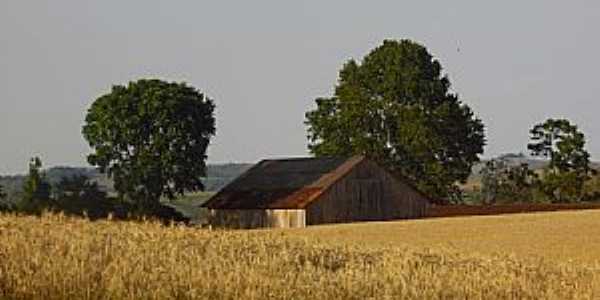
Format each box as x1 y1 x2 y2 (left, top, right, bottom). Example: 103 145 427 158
202 156 365 209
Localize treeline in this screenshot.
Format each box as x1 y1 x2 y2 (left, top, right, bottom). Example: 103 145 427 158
0 161 251 219
0 163 251 204
466 119 599 204
0 157 186 221
0 167 108 205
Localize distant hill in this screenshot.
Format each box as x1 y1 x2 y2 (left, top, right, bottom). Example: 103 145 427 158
0 163 253 204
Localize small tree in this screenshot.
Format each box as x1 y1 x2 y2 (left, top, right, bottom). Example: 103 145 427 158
0 184 5 200
17 157 53 213
527 119 594 202
83 79 216 214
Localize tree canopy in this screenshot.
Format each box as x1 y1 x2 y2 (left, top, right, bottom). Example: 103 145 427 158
82 79 216 211
528 118 594 202
305 39 485 200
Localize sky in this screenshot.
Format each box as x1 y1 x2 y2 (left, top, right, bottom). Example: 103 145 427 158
1 1 599 174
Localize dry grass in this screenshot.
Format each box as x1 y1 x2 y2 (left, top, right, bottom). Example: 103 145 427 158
1 212 599 299
290 210 600 265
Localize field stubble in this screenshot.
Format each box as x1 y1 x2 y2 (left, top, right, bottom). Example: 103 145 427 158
0 213 599 299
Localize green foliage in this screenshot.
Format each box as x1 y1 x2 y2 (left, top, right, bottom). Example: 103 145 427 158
527 119 595 202
0 184 11 212
82 79 216 213
501 163 540 202
538 171 582 203
53 174 106 200
52 174 112 218
17 157 53 213
305 39 485 199
479 159 506 204
583 174 600 201
0 163 250 205
479 159 540 204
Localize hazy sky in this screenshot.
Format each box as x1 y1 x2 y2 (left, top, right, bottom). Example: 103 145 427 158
1 1 599 174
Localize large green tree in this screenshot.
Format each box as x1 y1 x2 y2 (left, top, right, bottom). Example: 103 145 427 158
527 118 594 202
83 79 216 212
305 39 485 200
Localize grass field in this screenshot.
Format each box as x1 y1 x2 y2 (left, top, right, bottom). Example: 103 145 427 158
1 211 600 299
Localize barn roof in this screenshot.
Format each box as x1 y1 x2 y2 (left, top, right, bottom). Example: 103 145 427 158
202 156 365 209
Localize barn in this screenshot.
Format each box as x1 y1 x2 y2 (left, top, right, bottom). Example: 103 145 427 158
201 156 431 228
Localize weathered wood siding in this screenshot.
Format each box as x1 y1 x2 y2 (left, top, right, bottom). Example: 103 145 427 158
305 160 429 225
208 209 306 229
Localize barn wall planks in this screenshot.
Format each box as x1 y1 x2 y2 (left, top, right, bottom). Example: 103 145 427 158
305 160 429 225
208 209 306 229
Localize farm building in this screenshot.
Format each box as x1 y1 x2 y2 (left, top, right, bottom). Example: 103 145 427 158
202 156 431 228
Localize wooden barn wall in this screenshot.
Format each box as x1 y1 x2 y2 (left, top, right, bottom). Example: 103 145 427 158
306 160 429 225
208 209 306 229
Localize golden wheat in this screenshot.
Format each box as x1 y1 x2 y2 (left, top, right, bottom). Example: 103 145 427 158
292 209 600 264
0 212 598 299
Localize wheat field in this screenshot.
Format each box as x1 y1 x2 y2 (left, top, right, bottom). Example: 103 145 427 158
290 209 600 265
1 212 599 299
